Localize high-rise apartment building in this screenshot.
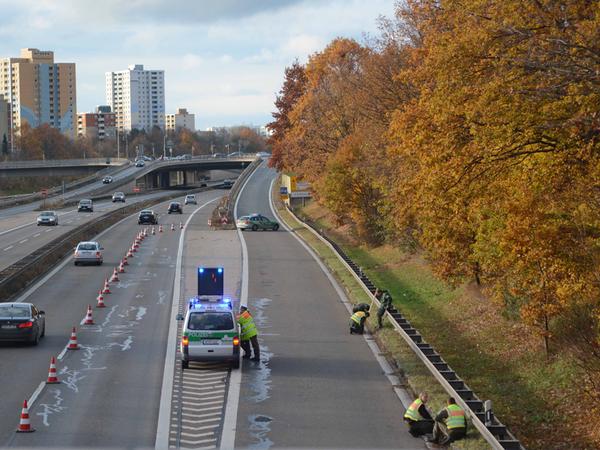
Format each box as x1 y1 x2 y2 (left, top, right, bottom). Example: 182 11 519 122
0 97 9 149
105 64 165 132
0 48 77 142
165 108 195 132
77 105 116 141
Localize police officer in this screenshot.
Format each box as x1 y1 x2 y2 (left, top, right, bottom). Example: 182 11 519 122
377 290 393 328
429 397 467 445
403 392 434 437
237 306 260 362
349 308 369 334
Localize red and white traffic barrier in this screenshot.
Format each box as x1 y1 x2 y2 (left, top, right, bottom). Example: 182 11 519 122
159 225 163 233
16 400 35 433
103 279 111 294
170 223 175 231
123 256 129 265
46 357 60 384
118 260 125 273
67 327 80 350
110 268 119 283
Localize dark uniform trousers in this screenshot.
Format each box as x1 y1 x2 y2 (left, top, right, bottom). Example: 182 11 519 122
241 335 260 359
405 418 434 437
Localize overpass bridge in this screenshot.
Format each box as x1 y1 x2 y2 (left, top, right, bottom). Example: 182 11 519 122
0 158 129 178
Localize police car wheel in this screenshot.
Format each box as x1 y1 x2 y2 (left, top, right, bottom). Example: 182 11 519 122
232 358 240 370
182 359 189 369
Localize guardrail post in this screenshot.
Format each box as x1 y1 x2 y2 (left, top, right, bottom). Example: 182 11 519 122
485 399 494 427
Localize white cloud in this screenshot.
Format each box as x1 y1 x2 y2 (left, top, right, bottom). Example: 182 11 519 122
0 0 397 129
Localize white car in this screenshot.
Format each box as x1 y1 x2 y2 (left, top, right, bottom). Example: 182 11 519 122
74 241 103 266
112 192 126 202
184 194 197 205
37 211 58 226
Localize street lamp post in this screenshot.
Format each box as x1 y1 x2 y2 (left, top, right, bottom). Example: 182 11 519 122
163 134 166 159
116 130 120 159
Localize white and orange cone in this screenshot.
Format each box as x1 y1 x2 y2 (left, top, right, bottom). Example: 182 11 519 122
46 357 60 384
118 260 125 273
84 305 94 325
110 268 119 282
103 279 111 294
143 228 148 237
151 227 155 235
132 243 137 253
67 327 79 350
127 247 134 258
123 256 129 266
16 400 35 433
179 222 183 229
159 224 163 233
96 290 106 308
170 223 175 231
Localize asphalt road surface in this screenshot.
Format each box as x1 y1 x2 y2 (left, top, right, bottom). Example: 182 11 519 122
0 190 223 449
232 164 424 449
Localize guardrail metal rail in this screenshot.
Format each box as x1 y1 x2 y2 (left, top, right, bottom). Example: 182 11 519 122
287 207 525 450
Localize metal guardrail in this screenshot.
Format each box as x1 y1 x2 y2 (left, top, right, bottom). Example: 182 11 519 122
285 207 525 450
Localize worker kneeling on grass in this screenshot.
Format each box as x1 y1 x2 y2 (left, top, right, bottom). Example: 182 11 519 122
403 392 435 437
349 309 369 334
428 397 467 445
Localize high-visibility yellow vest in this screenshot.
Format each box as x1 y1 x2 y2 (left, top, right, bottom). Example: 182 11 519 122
350 311 366 325
446 404 466 429
237 311 257 340
404 398 423 421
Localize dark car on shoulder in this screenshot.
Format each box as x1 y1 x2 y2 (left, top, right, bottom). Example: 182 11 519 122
0 303 45 345
168 202 183 214
138 209 158 225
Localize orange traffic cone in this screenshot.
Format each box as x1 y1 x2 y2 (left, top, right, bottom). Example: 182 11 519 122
151 227 155 235
67 327 79 350
127 247 134 258
103 279 111 294
96 290 106 308
170 223 175 231
180 222 183 229
143 228 148 237
159 225 163 233
118 260 125 273
16 400 35 432
110 268 119 282
84 305 94 325
46 357 60 384
123 256 129 266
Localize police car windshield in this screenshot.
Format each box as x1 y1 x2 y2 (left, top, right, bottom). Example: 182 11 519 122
188 312 233 331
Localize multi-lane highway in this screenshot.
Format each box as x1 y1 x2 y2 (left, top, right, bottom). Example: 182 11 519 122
0 162 423 449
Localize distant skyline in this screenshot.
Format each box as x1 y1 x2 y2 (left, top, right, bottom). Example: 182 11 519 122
0 0 395 130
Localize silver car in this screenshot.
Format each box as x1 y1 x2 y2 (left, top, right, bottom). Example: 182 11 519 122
112 192 126 202
184 194 197 205
37 211 58 226
74 241 104 266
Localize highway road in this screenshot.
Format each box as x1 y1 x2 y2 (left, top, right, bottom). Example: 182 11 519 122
0 189 184 272
0 189 223 448
0 161 423 449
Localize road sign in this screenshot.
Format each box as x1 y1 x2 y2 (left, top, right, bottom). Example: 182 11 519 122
279 186 288 195
40 189 48 198
133 187 140 193
290 191 311 198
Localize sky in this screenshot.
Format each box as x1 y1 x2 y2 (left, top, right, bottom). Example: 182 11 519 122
0 0 397 130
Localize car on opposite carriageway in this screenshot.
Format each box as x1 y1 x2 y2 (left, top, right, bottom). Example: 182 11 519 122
112 192 126 202
78 199 93 212
37 210 58 226
138 209 158 225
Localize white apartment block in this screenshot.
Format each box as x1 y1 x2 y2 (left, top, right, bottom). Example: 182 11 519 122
105 64 164 132
165 108 195 132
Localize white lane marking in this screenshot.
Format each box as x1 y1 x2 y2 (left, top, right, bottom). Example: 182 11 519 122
28 381 46 407
220 162 261 450
33 233 41 237
57 345 68 361
155 196 220 450
45 229 52 232
19 239 28 244
4 245 13 251
0 208 77 237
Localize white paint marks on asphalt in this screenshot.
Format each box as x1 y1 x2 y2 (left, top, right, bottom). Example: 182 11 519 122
58 366 86 393
45 229 52 232
18 239 27 244
37 388 66 427
136 306 147 321
33 233 41 237
157 290 167 305
3 245 13 251
155 196 220 450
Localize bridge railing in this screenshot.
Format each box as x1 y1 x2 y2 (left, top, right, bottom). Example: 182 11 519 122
0 158 129 170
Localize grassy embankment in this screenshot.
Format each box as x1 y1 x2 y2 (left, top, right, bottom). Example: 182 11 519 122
274 191 597 450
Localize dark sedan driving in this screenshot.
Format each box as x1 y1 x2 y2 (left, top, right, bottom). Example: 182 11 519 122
0 303 45 345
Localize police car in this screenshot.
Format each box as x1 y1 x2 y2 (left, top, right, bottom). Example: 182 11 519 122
178 297 240 369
